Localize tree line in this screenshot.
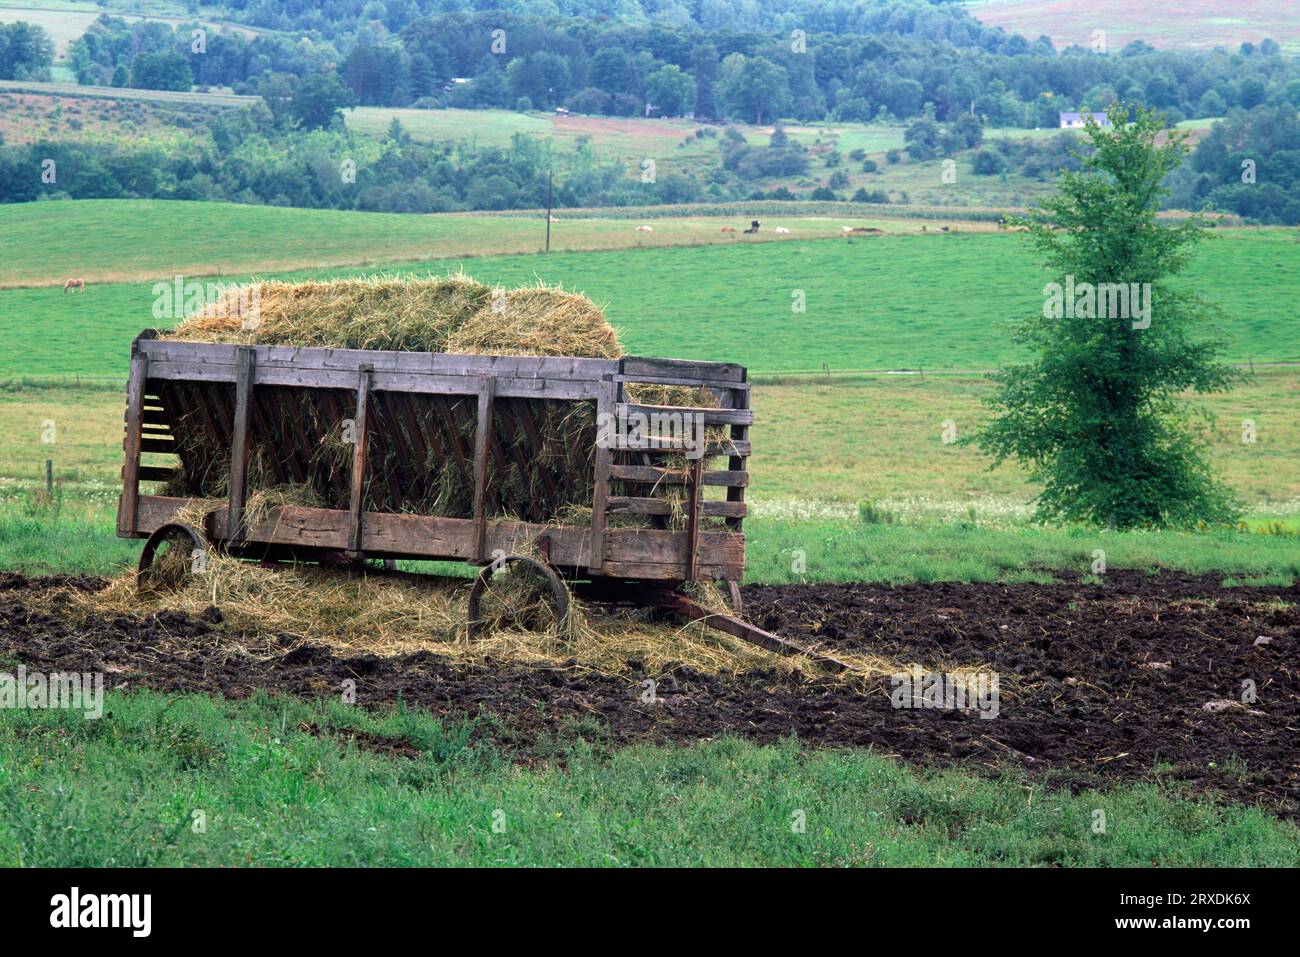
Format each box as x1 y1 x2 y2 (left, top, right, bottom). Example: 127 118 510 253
61 8 1300 130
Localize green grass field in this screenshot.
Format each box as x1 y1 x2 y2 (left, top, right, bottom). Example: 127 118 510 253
3 688 1296 866
2 199 918 288
5 202 1298 376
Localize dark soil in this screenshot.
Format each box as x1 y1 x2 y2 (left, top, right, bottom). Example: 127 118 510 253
1 571 1297 816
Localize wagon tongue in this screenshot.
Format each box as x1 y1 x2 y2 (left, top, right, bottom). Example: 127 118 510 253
648 588 857 674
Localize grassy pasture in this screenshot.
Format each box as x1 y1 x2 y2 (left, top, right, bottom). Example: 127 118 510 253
4 689 1295 867
2 199 930 288
4 211 1297 377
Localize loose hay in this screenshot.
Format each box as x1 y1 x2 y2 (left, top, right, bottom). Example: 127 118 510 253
69 562 905 680
163 274 623 358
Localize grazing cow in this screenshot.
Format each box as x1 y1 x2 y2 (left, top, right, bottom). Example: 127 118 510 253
63 278 86 293
996 216 1007 230
635 225 653 232
940 226 950 233
774 226 791 234
844 227 882 235
549 215 560 222
720 226 737 233
742 219 760 234
921 225 928 232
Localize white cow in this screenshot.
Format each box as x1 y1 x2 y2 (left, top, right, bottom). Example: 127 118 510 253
635 225 653 232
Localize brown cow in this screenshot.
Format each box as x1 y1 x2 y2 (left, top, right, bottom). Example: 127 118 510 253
63 278 86 293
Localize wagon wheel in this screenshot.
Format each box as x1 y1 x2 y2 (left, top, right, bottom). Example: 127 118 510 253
137 523 209 593
722 579 743 616
467 555 571 639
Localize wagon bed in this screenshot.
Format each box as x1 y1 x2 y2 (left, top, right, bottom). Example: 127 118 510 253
117 331 852 671
118 331 750 582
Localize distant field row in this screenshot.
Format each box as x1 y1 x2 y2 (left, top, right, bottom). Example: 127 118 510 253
1 200 999 288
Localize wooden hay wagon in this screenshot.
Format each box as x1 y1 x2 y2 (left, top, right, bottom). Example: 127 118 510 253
116 331 848 669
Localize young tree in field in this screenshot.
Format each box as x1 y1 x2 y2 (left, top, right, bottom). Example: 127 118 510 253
973 104 1243 529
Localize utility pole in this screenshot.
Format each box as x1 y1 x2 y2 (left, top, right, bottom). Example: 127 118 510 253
545 169 553 253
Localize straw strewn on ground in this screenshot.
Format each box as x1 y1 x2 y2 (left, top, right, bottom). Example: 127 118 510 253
69 559 913 679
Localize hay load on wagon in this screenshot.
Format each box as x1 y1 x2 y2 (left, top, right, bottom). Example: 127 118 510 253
159 275 710 526
117 273 858 674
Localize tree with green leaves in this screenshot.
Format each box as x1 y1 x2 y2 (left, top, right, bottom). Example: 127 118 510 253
973 104 1243 529
290 74 355 131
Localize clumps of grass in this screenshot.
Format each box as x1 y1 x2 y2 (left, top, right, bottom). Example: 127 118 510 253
857 499 897 525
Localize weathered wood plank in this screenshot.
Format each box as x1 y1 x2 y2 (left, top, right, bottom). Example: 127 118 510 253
726 368 750 532
139 339 619 380
347 366 372 555
606 437 750 456
620 355 745 383
619 403 754 426
470 376 495 562
685 457 703 581
116 351 148 536
607 497 747 518
608 465 748 487
138 465 177 482
225 347 256 542
588 375 618 574
140 437 176 454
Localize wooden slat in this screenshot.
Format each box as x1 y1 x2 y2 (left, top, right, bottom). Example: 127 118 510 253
607 497 747 518
138 465 177 482
141 437 176 454
470 376 495 562
140 338 621 380
619 403 754 426
608 464 748 487
620 355 745 383
685 457 703 580
607 437 750 456
726 370 750 532
225 347 255 542
588 375 618 573
616 374 749 392
116 351 148 535
347 366 372 555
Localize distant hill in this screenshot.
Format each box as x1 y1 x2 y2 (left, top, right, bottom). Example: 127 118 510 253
966 0 1300 54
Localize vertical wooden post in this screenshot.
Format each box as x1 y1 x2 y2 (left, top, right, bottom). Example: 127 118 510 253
587 373 617 574
226 347 256 543
347 365 373 556
685 455 703 581
117 348 148 536
470 376 495 563
725 369 749 535
45 459 53 501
